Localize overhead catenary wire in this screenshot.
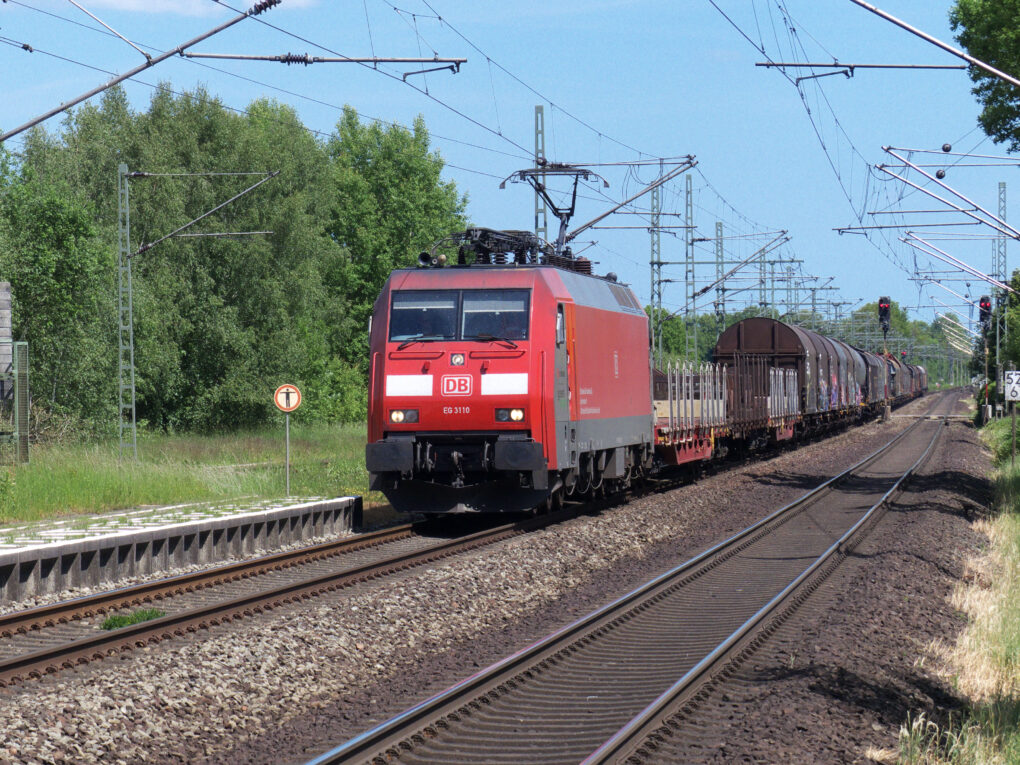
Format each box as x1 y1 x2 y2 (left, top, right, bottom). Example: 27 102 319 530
713 0 1004 301
15 0 783 293
2 0 531 165
65 0 151 61
211 0 535 156
0 0 283 143
848 0 1020 89
133 171 280 257
7 0 838 319
413 0 649 158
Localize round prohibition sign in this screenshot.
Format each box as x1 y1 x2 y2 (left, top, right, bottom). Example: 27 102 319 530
274 384 302 412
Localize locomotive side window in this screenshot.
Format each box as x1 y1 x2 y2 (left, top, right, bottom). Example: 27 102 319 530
556 306 565 346
389 291 458 341
461 290 530 341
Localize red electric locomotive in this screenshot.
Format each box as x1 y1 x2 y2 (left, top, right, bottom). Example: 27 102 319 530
366 229 654 513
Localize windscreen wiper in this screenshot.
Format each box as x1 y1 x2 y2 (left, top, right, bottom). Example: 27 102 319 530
466 334 519 349
396 335 443 350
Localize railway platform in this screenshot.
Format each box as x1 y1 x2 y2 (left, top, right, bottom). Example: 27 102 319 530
0 495 362 601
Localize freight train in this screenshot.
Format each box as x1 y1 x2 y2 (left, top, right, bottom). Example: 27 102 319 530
365 228 926 514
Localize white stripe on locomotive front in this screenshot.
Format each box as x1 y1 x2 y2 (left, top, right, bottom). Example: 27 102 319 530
385 375 434 396
480 373 529 396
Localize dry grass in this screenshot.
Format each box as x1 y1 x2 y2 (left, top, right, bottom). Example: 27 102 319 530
894 424 1020 763
865 745 899 763
945 516 1020 702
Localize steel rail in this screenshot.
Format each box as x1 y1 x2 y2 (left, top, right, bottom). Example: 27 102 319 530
306 396 947 764
0 522 418 636
0 513 559 687
584 401 950 763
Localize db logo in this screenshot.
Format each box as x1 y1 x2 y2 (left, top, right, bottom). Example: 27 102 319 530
441 375 472 396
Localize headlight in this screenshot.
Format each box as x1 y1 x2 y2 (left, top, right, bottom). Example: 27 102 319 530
496 408 524 422
389 409 418 423
450 353 465 366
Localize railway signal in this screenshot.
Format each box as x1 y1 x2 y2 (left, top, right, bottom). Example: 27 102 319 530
979 295 992 327
878 296 891 338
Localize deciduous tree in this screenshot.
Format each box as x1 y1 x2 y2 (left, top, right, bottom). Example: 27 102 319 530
950 0 1020 149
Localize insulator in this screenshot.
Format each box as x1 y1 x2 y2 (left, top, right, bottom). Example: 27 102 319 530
251 0 281 15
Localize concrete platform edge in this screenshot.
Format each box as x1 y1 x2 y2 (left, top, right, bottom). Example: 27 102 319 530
0 496 363 602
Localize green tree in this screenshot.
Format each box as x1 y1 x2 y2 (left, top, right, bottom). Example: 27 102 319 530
0 170 115 428
950 0 1020 149
325 107 467 367
124 87 340 429
7 87 466 432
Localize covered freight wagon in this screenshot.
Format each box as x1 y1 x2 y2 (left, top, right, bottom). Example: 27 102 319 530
713 317 848 415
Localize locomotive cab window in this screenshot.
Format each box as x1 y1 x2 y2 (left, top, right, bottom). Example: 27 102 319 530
389 289 530 342
462 290 529 341
389 291 457 341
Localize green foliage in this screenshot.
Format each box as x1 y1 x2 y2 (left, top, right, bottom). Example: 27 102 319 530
101 608 166 631
951 0 1020 149
325 106 467 367
0 168 116 426
2 86 465 434
650 308 744 364
0 468 14 518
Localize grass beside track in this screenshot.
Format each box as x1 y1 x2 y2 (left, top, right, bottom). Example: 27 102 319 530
0 423 378 525
897 415 1020 764
100 608 167 631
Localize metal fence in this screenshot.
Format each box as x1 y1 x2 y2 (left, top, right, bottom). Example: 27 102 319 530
0 341 29 464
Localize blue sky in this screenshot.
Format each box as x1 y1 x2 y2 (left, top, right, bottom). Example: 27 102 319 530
0 0 1010 336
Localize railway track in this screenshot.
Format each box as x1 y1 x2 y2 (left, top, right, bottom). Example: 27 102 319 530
307 391 956 765
0 400 883 689
0 512 566 687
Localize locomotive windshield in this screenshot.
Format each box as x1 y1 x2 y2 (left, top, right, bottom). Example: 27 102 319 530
389 289 530 342
390 291 458 340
